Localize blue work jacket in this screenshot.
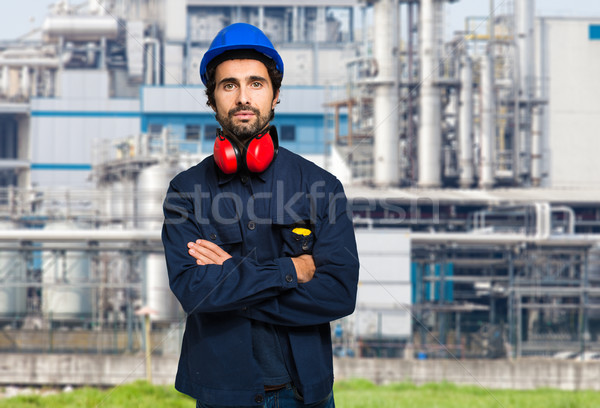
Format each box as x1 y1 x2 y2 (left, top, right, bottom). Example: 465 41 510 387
162 147 359 406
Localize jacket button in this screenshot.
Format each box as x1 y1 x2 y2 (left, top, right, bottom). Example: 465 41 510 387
254 394 264 403
248 221 256 230
302 242 309 251
241 174 249 184
209 233 217 240
285 274 293 283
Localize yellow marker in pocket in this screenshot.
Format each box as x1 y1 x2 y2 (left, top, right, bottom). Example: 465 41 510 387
292 227 311 236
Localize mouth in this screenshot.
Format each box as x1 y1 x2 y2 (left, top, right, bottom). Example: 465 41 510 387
233 111 256 120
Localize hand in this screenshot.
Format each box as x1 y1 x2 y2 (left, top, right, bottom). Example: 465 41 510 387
291 254 316 283
187 239 232 266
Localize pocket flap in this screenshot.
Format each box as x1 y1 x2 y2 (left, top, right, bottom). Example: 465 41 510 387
202 223 243 245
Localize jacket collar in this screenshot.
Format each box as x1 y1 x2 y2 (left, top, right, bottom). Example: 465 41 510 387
216 153 277 185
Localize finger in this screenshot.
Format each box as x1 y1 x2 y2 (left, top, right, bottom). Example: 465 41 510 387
195 239 230 256
194 240 232 260
190 243 229 264
190 242 220 260
189 245 218 262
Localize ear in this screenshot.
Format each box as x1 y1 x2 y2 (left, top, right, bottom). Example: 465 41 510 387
271 89 280 110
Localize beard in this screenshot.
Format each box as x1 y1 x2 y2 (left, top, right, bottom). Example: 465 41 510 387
215 105 273 142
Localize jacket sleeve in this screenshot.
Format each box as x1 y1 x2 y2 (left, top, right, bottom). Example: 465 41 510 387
162 179 298 314
243 179 360 327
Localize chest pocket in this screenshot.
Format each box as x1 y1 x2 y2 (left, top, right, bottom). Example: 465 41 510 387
278 223 315 257
200 222 243 253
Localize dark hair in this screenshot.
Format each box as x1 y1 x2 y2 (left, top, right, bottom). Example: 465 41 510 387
204 49 283 108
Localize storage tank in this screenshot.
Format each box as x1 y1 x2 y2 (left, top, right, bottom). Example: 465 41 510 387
42 220 93 322
0 221 27 319
43 16 119 41
137 162 182 322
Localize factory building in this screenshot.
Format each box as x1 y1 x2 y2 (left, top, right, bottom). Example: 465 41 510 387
1 0 600 363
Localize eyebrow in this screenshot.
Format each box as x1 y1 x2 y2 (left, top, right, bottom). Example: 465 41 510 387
248 75 268 83
217 77 239 87
217 75 269 87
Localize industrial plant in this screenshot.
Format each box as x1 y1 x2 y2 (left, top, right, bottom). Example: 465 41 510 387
1 0 600 387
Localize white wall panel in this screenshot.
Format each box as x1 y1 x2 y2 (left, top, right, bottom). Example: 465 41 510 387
352 229 412 338
543 18 600 187
61 71 109 99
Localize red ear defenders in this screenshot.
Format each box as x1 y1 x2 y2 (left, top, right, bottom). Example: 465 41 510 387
213 125 279 174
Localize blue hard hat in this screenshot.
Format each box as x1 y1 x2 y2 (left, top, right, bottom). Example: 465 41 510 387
199 23 284 86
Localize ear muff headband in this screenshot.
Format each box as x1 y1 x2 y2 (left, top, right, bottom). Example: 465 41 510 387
213 125 279 174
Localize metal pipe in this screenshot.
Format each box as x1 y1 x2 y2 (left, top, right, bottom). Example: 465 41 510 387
258 6 265 31
292 6 299 42
20 66 29 96
535 202 551 239
552 205 576 235
0 58 60 67
1 229 596 246
407 2 415 183
417 0 442 188
0 229 161 242
143 38 160 85
410 232 597 246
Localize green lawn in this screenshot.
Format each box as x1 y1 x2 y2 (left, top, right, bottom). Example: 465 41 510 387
1 379 599 408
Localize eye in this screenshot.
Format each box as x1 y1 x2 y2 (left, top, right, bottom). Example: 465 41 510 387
251 81 262 88
223 83 236 90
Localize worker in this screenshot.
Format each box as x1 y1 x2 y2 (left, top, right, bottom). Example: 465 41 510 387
162 22 359 407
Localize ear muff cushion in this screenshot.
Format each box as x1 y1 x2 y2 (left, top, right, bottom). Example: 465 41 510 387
246 133 275 173
214 135 240 174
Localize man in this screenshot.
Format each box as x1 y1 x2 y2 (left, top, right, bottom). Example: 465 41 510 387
162 23 359 407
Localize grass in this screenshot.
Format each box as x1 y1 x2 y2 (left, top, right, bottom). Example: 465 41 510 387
0 381 194 408
334 379 600 408
1 379 600 407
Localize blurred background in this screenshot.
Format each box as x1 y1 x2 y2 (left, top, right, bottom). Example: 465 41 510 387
1 0 600 391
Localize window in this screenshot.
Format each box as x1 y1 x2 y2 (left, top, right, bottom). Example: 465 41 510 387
148 123 163 135
204 124 219 140
0 118 17 159
185 124 201 141
280 125 296 141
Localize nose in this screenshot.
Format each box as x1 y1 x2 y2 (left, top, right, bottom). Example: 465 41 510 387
236 87 250 105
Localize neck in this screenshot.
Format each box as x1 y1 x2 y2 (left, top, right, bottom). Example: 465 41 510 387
220 123 272 149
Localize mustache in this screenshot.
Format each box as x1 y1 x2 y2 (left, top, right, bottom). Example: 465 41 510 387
228 105 260 116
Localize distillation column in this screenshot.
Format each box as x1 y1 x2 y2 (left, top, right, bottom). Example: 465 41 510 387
516 0 535 182
417 0 442 188
531 11 546 187
458 55 474 188
516 0 535 99
479 53 495 189
373 0 400 186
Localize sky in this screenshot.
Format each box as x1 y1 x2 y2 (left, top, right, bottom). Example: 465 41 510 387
1 0 600 40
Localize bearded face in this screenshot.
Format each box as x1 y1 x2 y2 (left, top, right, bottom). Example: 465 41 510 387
211 59 279 143
215 104 273 142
